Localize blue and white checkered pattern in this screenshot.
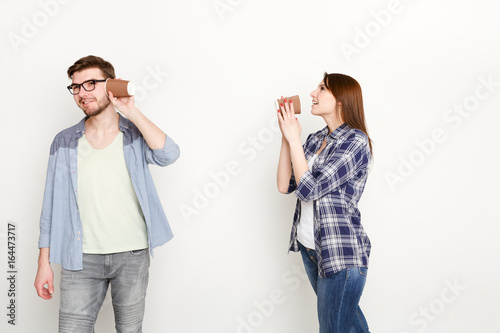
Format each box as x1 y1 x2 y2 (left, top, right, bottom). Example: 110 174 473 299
287 123 371 278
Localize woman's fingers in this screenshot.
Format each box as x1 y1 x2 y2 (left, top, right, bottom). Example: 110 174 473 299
278 96 298 125
289 98 295 114
276 95 302 141
283 97 291 115
280 96 293 120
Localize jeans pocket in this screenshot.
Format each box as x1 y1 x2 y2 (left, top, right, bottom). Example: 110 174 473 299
358 267 368 277
130 248 148 255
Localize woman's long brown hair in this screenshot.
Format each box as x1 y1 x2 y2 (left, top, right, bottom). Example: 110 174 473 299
323 72 373 154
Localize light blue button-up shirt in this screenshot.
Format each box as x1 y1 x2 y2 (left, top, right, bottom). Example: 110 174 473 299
38 114 180 270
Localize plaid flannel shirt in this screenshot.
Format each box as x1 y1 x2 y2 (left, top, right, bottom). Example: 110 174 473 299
287 123 371 278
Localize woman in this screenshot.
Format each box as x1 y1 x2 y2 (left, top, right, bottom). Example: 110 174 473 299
277 73 372 333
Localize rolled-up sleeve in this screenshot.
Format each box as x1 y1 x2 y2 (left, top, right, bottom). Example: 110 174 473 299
145 135 180 166
295 132 370 202
287 173 298 193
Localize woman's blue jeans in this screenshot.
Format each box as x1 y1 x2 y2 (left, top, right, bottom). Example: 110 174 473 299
58 249 150 333
299 242 370 333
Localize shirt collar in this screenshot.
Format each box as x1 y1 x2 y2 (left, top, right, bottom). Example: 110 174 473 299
74 117 86 136
118 113 131 131
73 113 130 136
319 123 350 142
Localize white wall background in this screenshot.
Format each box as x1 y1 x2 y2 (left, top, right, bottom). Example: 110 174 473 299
1 0 499 332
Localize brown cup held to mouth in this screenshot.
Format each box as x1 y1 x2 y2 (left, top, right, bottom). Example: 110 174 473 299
105 79 136 97
277 95 301 114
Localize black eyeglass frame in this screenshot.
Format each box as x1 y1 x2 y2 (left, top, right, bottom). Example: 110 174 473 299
67 79 107 95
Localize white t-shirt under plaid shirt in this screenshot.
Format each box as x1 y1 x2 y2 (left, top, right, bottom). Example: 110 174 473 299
286 123 372 278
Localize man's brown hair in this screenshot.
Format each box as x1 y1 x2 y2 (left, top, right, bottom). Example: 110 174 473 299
67 55 116 79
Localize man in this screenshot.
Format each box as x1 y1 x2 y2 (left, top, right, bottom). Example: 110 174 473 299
34 55 180 332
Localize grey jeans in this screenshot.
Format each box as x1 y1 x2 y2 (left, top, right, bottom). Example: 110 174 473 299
59 249 150 333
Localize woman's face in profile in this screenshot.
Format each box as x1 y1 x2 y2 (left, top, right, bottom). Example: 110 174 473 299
310 81 339 117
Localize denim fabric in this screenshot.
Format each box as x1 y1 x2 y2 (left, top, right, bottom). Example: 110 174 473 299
59 249 150 333
299 242 370 333
39 114 180 270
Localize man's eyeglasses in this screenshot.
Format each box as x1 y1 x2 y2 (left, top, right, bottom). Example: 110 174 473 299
67 79 107 95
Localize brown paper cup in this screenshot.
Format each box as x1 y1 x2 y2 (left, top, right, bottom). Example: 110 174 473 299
105 79 136 97
277 95 301 114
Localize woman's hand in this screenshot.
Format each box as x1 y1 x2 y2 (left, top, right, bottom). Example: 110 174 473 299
277 96 308 183
277 96 301 144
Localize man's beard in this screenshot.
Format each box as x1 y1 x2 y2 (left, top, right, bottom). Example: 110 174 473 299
81 97 111 117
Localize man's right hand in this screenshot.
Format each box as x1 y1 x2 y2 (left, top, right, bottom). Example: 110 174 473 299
34 248 54 300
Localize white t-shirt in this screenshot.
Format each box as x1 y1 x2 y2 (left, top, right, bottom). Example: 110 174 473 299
77 132 148 254
296 154 318 249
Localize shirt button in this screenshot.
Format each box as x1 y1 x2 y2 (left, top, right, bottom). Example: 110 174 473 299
77 237 80 241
